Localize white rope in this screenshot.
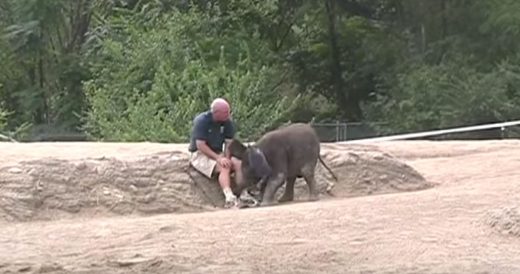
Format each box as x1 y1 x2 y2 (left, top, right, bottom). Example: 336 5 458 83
343 120 520 144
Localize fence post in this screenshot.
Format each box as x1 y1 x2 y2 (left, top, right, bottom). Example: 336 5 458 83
336 120 341 142
501 126 507 139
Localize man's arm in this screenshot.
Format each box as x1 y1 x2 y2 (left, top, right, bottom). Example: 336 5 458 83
196 140 221 160
192 117 221 160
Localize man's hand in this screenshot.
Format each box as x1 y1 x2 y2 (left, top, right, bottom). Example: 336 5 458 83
217 156 232 169
196 140 232 169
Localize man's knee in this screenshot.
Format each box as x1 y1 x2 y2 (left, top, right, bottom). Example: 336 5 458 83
215 164 231 174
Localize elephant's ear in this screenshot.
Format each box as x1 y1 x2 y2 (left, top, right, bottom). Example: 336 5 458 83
248 147 272 179
228 139 247 160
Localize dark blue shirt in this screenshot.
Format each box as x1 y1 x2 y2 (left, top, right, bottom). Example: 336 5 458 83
188 111 235 153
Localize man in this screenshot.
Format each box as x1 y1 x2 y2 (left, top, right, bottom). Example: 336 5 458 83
188 98 254 208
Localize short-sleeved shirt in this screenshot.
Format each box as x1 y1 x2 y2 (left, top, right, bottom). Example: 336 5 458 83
188 110 235 153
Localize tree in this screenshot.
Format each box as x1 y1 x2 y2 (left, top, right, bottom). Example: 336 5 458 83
82 5 299 142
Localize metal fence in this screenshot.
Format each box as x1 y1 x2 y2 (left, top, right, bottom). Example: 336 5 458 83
310 121 389 142
4 120 520 143
311 120 520 142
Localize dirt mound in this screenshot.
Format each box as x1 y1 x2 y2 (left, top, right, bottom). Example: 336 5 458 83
320 144 432 197
0 151 212 222
0 142 432 222
486 206 520 237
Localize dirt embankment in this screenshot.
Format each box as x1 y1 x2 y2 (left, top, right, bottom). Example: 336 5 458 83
0 142 432 223
2 140 520 273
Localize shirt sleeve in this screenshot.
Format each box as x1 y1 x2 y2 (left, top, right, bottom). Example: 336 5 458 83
223 120 236 139
192 116 209 141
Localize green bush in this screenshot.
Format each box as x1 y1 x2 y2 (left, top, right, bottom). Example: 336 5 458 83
82 8 299 143
0 107 6 131
362 59 520 133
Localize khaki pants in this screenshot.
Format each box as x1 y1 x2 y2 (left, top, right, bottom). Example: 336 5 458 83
189 151 220 178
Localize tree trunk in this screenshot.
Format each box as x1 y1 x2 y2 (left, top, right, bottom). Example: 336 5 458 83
324 0 348 119
38 29 49 124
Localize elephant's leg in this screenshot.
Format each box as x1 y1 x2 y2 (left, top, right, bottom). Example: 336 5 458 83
258 178 267 201
251 176 268 203
261 173 286 206
304 175 319 201
278 176 296 203
302 164 319 202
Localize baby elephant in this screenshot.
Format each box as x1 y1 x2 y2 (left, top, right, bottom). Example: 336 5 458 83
230 123 337 206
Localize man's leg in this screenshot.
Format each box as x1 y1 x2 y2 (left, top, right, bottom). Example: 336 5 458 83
190 152 237 208
214 162 238 208
189 151 217 178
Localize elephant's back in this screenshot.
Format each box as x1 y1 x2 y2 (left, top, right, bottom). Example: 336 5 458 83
260 123 320 145
258 123 320 173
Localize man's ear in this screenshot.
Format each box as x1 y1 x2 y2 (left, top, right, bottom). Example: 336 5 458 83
228 138 247 160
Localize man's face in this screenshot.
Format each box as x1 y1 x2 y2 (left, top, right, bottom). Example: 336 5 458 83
212 108 230 122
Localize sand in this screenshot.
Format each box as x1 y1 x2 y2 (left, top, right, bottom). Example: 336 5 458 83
0 140 519 273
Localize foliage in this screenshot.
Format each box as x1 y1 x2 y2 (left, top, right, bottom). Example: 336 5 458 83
362 58 520 133
83 7 298 142
0 0 92 131
0 107 6 131
1 0 520 142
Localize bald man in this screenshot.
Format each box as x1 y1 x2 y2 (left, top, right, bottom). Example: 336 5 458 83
188 98 253 208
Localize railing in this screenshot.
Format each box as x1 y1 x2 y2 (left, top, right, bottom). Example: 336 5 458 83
310 121 388 142
310 120 520 143
4 120 520 143
344 120 520 144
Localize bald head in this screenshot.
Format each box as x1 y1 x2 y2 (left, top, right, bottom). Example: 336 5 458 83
210 98 231 122
211 98 229 111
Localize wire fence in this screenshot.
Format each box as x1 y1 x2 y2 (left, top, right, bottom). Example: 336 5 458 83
310 121 389 142
3 120 520 143
310 120 520 142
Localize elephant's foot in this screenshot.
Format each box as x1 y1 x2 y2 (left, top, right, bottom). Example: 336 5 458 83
260 199 275 207
278 193 294 203
308 193 319 202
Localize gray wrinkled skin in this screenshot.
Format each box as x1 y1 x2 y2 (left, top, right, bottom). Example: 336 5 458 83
230 123 337 207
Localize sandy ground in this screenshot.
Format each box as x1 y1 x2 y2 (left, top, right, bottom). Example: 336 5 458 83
1 140 520 273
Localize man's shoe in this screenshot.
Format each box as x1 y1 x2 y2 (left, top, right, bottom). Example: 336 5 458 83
224 196 238 209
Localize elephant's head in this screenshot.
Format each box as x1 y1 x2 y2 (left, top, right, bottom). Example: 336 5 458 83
228 139 272 192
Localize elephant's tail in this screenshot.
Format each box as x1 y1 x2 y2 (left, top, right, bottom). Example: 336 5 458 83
318 156 337 181
318 156 338 195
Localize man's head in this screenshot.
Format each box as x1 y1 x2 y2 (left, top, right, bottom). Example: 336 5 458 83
210 98 231 122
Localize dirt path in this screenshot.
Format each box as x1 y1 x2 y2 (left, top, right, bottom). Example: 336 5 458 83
1 140 520 273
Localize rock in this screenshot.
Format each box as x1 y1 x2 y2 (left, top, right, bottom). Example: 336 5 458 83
8 167 23 174
114 258 149 267
486 206 520 237
38 263 64 273
17 265 31 272
129 184 138 193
